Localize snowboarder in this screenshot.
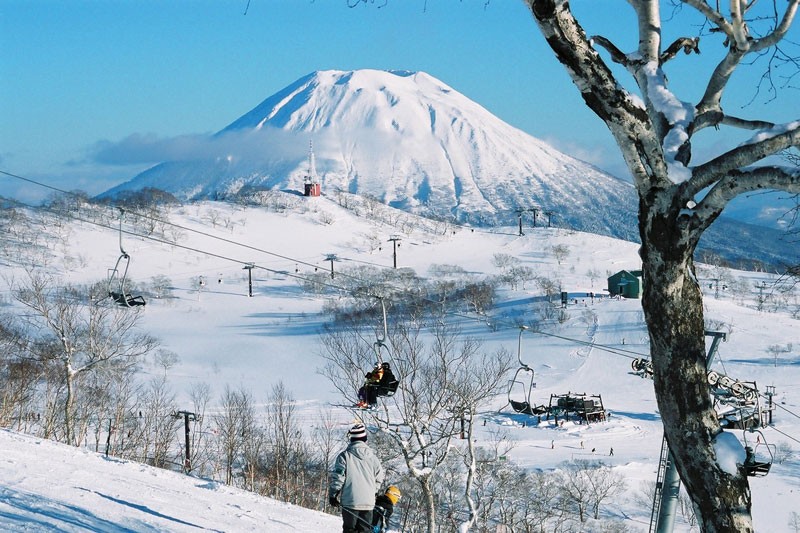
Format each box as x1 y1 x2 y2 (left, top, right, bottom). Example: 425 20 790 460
329 423 385 532
609 447 614 456
372 485 401 533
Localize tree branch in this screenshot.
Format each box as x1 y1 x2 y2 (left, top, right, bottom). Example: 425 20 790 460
660 36 700 64
695 166 800 226
693 110 775 132
589 35 630 66
689 0 800 114
749 0 800 52
528 0 655 184
682 0 734 40
691 123 800 191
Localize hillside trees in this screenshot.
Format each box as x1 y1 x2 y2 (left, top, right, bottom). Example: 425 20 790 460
12 272 159 446
0 313 39 430
320 312 513 533
525 1 800 530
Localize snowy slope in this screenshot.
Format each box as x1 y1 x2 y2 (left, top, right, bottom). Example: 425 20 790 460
0 429 340 532
2 196 798 532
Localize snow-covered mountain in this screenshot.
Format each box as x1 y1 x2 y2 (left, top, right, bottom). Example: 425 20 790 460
103 69 640 241
102 69 795 269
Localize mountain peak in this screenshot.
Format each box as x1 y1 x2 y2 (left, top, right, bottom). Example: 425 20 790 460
103 68 638 239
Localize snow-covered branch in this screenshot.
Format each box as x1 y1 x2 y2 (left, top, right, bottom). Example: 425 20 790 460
691 165 800 230
692 122 800 191
694 111 775 133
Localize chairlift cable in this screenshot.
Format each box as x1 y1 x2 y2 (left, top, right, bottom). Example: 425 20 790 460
765 398 800 421
0 169 379 285
766 425 800 445
0 188 663 364
11 188 651 361
4 194 356 295
0 168 784 376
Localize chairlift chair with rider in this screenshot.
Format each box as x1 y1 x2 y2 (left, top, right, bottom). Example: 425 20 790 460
741 429 775 477
360 297 399 405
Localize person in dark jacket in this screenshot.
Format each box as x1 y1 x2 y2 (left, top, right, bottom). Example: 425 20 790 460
372 485 401 533
356 364 384 408
329 423 385 533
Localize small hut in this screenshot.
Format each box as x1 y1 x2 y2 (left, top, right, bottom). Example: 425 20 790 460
607 269 643 298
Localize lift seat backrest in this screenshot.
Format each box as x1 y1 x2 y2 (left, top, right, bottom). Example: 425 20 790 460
377 378 399 397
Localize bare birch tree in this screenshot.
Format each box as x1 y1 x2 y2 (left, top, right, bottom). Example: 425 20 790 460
214 385 255 486
320 315 513 533
525 1 800 530
13 272 158 446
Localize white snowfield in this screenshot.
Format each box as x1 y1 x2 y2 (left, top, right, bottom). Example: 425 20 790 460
0 197 797 532
0 429 341 532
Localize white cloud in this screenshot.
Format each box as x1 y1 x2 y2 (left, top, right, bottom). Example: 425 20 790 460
89 127 312 166
543 136 632 181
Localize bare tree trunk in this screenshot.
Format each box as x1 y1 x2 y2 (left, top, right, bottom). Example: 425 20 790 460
419 475 436 533
64 361 75 446
460 408 478 531
640 202 752 531
526 0 800 529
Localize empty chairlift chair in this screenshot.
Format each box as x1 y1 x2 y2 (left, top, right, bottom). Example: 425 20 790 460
507 326 546 416
107 210 146 307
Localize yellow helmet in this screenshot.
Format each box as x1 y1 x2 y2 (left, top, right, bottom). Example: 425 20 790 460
385 485 402 504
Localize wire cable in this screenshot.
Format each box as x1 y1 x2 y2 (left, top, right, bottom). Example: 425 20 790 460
767 425 800 445
0 168 790 389
1 169 384 284
0 175 655 362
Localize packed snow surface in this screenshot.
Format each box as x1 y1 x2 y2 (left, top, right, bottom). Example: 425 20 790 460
1 197 798 532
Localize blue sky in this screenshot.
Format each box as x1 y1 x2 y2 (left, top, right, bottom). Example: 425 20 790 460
1 0 798 203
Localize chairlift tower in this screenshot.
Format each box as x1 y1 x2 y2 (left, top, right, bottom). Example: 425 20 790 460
516 209 526 236
388 235 401 269
172 410 198 473
650 331 726 533
324 253 338 279
242 263 255 297
708 277 727 299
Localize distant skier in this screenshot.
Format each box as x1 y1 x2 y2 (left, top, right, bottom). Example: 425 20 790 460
609 447 614 456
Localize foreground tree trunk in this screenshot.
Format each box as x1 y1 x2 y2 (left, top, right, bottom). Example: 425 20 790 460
640 197 752 529
527 0 800 530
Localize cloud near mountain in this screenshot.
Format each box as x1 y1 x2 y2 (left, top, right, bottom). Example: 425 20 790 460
90 128 309 166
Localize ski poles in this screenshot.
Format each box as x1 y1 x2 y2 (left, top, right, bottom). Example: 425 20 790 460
339 505 376 532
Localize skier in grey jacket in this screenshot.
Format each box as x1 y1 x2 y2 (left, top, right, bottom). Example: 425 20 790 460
329 423 385 533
